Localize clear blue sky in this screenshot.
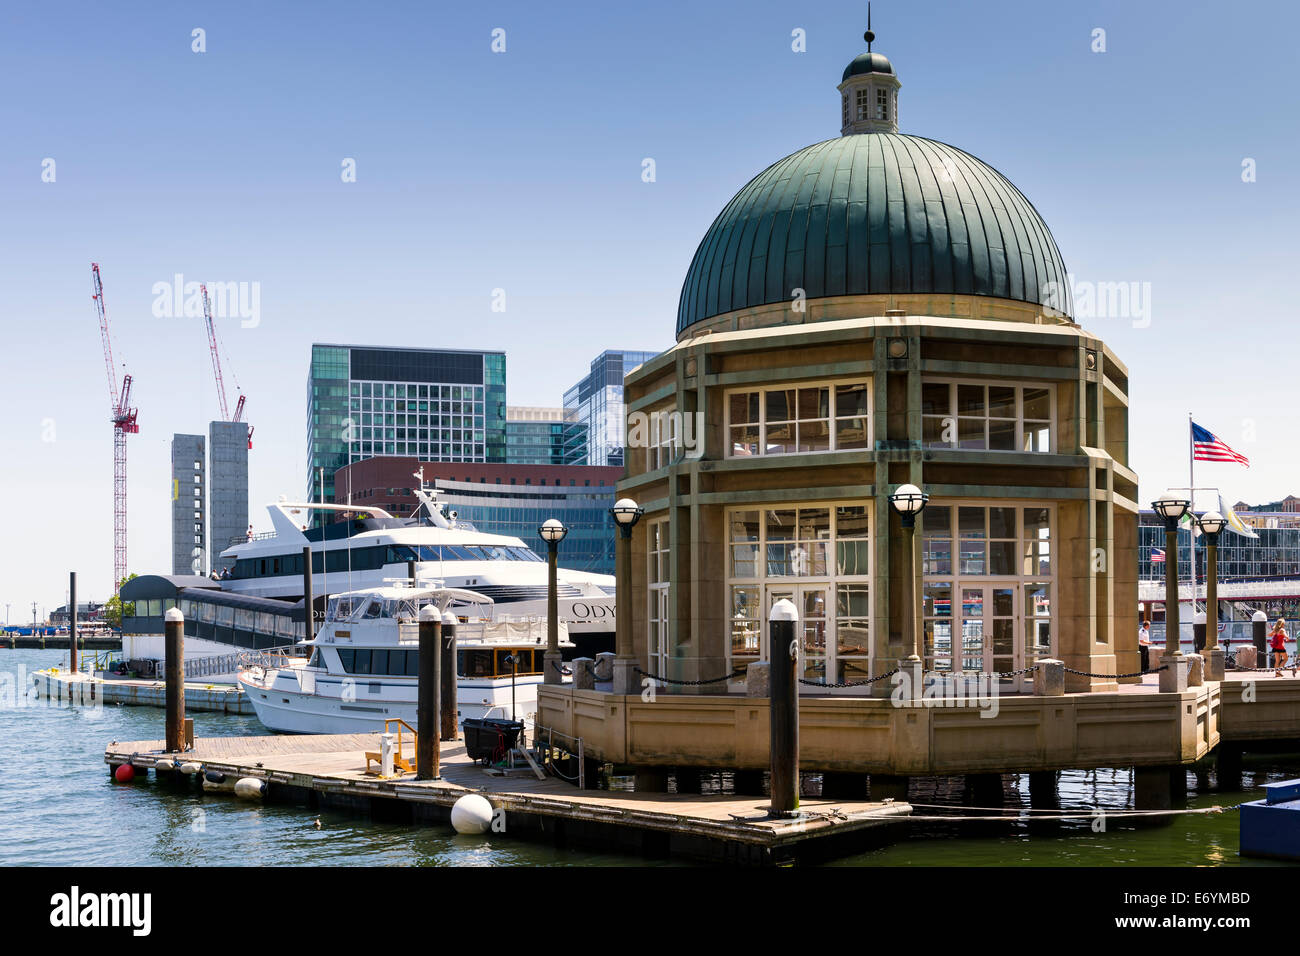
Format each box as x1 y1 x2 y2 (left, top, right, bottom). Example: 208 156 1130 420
2 0 1297 613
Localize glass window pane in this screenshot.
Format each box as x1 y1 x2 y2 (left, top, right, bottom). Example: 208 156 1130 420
958 507 986 538
989 507 1017 539
988 386 1016 418
1023 388 1050 420
836 506 870 538
923 505 952 535
765 420 795 454
923 584 952 618
797 387 829 420
922 538 951 575
799 418 831 452
837 583 870 618
958 417 985 449
989 541 1016 575
766 389 795 422
921 382 949 416
730 392 758 424
836 417 869 449
730 425 760 456
989 418 1016 450
766 509 796 541
957 384 984 415
1022 423 1050 453
730 511 760 542
922 416 949 447
837 540 871 575
836 383 868 417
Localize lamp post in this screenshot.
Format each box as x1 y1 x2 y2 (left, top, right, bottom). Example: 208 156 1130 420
539 517 569 685
890 484 928 700
1198 509 1227 681
1152 490 1191 692
610 497 644 695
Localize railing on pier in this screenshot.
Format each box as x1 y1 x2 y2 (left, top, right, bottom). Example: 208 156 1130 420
183 651 247 680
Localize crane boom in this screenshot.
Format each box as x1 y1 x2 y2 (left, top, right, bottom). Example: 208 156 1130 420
90 263 138 595
200 284 230 421
91 263 119 413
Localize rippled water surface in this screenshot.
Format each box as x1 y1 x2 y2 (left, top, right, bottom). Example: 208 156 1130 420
1 650 1293 866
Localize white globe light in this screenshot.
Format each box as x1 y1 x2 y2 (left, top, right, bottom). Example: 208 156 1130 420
539 517 568 542
889 483 928 515
612 497 644 526
1198 510 1226 535
1152 490 1191 520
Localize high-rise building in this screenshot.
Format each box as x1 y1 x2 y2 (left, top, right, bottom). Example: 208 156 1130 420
562 349 659 468
209 421 249 571
505 406 587 465
171 433 205 575
306 344 507 517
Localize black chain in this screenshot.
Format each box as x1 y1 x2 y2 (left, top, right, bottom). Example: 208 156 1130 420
1063 665 1167 679
548 661 573 677
634 666 742 686
798 667 899 688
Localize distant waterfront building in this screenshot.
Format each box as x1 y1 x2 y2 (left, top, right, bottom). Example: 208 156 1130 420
306 344 507 519
209 421 249 571
333 457 622 574
171 433 206 575
563 350 659 468
506 406 587 465
1138 511 1300 582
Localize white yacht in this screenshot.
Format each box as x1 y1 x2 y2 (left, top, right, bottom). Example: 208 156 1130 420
217 485 615 654
237 582 571 734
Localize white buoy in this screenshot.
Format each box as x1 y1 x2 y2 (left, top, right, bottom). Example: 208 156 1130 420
234 778 266 800
450 794 494 834
179 761 202 775
156 758 176 772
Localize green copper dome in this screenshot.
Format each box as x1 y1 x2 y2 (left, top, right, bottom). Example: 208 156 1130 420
676 133 1071 337
842 51 894 79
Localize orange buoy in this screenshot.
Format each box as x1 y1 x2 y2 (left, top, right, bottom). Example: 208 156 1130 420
113 764 135 783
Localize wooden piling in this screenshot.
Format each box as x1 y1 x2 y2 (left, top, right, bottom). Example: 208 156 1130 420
164 608 185 753
440 612 457 741
68 571 78 674
417 606 441 780
302 546 314 641
769 599 799 816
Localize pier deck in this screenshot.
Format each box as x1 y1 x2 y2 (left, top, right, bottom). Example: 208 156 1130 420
104 734 912 865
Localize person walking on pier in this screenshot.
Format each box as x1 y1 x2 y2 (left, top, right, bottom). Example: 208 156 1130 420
1269 618 1289 676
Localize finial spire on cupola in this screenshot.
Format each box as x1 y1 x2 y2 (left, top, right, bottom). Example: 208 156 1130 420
838 4 900 135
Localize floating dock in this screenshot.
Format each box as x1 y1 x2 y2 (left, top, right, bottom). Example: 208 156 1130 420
103 733 912 865
34 669 251 714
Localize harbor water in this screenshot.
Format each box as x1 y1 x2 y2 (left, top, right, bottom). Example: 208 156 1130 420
1 649 1295 867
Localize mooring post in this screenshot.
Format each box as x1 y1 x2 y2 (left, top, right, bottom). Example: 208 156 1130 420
302 545 314 641
68 571 78 674
769 598 800 816
164 608 186 753
417 605 441 780
440 610 457 740
408 558 416 588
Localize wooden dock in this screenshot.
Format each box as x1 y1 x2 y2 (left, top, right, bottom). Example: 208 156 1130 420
104 733 911 865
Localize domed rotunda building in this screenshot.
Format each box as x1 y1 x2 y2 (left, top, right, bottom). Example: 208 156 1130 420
619 32 1139 697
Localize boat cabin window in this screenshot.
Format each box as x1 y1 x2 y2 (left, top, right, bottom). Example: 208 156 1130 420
457 648 542 678
326 597 360 622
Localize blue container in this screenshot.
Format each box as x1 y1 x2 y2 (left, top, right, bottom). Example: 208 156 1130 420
1240 778 1300 860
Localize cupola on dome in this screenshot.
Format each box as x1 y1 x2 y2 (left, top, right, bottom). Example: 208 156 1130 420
676 22 1071 339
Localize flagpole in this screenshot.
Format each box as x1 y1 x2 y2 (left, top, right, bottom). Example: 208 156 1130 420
1188 412 1197 642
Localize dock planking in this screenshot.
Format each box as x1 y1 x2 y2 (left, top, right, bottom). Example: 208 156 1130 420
104 733 912 865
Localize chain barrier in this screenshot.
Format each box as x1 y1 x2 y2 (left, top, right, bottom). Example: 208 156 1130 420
548 661 573 677
798 668 899 688
1062 664 1167 680
634 666 743 686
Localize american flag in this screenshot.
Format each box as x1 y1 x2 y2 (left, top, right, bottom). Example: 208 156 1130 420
1192 421 1249 466
1151 547 1165 563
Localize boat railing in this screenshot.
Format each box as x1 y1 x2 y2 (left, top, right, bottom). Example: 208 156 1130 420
183 651 246 680
236 647 309 676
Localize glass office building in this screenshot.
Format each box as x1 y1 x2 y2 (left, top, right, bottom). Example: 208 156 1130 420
1137 511 1300 582
505 407 587 465
307 344 507 517
563 349 659 468
433 476 618 575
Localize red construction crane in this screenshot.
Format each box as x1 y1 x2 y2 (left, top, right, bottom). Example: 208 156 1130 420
200 283 253 448
91 263 139 595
